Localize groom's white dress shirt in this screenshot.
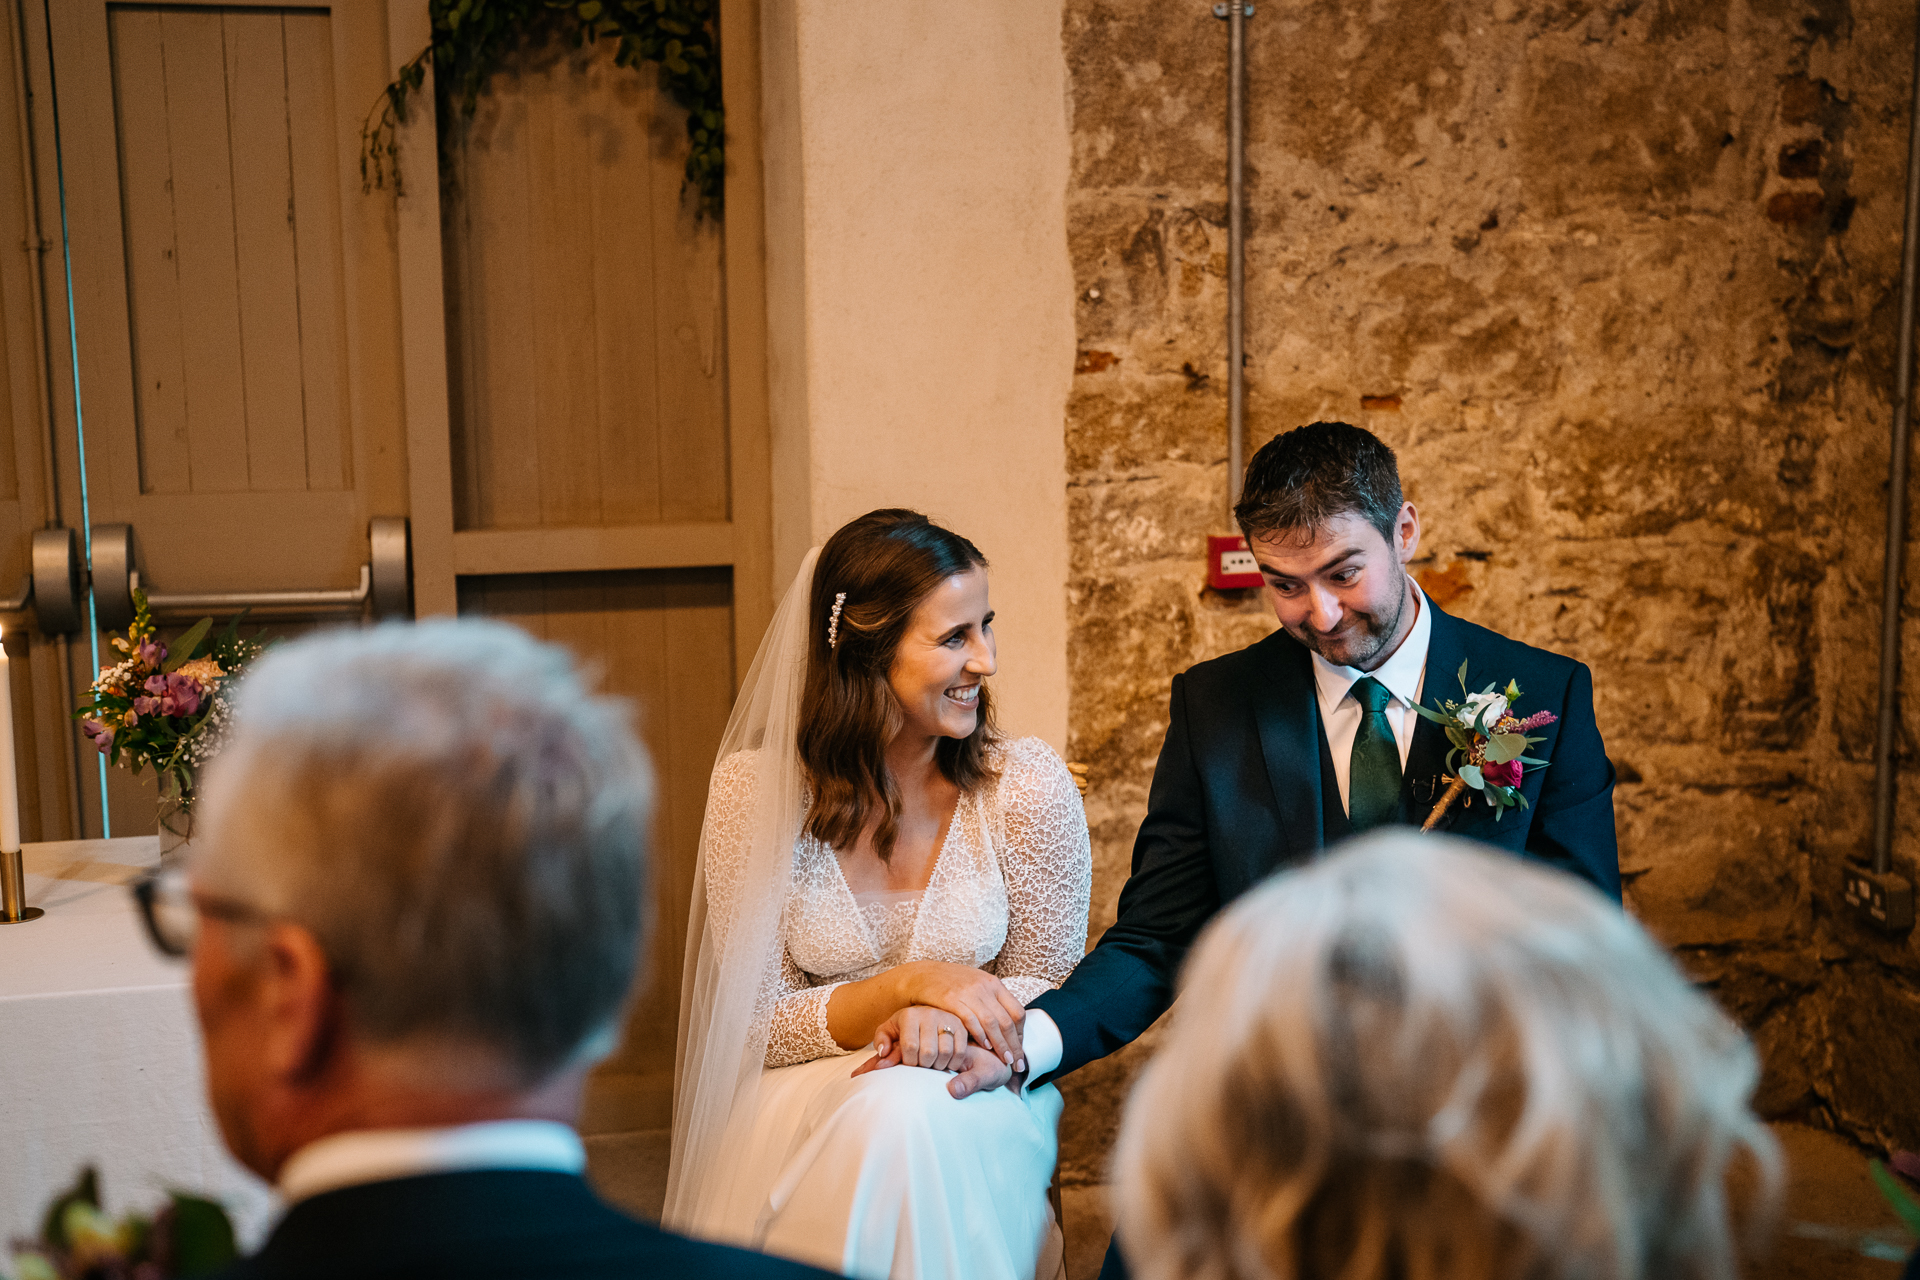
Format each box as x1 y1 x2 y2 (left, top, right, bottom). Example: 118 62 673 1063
1312 577 1429 815
276 1119 586 1206
1019 576 1430 1085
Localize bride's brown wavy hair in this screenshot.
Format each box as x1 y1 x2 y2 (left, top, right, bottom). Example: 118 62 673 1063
800 509 999 862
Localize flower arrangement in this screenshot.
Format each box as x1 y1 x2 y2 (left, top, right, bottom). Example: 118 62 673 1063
74 591 264 811
1414 661 1558 830
5 1166 237 1280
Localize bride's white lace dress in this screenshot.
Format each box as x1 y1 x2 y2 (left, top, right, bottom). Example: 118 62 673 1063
693 735 1092 1280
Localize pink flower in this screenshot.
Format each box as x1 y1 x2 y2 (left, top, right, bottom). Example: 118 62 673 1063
132 695 158 716
80 718 115 754
1481 758 1523 789
1514 710 1557 732
137 638 166 669
142 672 203 718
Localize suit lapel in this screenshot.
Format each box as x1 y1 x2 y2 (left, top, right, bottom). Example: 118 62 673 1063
1402 601 1465 830
1249 634 1326 861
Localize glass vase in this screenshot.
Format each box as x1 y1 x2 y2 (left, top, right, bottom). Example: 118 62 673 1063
157 768 194 865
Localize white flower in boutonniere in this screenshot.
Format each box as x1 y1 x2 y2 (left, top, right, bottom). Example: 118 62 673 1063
1460 690 1510 733
1413 661 1559 830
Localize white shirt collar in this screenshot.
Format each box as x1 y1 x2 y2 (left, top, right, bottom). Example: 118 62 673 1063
277 1119 585 1205
1310 578 1432 717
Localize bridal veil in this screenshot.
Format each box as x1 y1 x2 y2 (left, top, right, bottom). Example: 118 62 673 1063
664 549 820 1231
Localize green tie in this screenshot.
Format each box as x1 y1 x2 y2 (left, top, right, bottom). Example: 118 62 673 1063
1349 676 1403 832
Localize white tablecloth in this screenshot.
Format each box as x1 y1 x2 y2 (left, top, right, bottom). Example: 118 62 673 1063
0 838 276 1243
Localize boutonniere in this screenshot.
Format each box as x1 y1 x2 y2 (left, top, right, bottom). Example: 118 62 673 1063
1414 661 1558 829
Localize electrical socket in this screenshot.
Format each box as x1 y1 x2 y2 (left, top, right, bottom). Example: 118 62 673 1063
1843 865 1915 934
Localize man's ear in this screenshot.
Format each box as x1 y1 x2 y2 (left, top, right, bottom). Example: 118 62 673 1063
1395 502 1422 565
258 922 341 1085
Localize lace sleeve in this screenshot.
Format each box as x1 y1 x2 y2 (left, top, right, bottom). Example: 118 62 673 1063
987 738 1092 1006
701 753 850 1069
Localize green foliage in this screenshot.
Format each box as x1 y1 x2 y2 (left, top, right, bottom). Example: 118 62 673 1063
364 0 724 218
11 1166 237 1280
37 1168 97 1254
1871 1159 1920 1238
165 1195 239 1277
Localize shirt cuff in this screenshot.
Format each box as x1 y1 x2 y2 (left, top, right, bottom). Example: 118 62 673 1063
1020 1008 1063 1094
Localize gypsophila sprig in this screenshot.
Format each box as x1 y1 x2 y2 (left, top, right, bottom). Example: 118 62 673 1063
73 592 265 807
1414 660 1558 829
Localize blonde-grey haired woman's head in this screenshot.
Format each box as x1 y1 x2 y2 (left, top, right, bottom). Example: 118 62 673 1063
1114 833 1778 1280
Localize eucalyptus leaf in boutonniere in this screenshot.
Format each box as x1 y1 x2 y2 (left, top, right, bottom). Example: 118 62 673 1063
1414 661 1558 830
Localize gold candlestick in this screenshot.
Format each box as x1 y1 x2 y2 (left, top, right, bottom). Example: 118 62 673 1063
0 846 42 924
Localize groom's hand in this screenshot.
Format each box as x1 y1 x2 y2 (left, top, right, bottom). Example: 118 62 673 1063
944 1045 1013 1099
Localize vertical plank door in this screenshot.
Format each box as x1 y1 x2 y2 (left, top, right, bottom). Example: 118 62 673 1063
427 17 774 1184
33 0 412 833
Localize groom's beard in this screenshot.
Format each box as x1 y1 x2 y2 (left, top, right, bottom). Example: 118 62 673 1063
1289 583 1411 671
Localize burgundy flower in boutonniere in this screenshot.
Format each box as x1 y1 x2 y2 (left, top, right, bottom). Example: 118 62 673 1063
1479 758 1523 789
1413 663 1559 830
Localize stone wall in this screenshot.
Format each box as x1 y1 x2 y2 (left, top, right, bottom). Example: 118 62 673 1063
1059 0 1920 1193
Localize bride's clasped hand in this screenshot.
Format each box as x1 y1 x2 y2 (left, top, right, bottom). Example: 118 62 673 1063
843 960 1028 1078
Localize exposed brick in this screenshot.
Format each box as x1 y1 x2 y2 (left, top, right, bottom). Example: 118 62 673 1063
1061 0 1920 1173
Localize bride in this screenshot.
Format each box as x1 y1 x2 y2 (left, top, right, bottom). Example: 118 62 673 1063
665 509 1092 1280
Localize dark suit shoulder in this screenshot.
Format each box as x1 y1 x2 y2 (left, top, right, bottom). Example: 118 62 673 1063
1426 603 1583 689
221 1170 835 1280
1176 627 1304 697
636 1225 834 1278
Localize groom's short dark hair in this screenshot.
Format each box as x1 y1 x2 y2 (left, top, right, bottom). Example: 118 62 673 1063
1235 422 1403 546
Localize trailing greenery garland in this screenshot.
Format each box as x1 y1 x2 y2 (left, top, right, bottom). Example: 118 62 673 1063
363 0 723 217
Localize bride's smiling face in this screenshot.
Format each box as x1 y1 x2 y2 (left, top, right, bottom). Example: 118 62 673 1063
888 567 996 741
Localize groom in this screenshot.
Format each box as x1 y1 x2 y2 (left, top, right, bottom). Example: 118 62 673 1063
1022 422 1617 1274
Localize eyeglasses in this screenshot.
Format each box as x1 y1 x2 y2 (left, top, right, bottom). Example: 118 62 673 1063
130 864 271 958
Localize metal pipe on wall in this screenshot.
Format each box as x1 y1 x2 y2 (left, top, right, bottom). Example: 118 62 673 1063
1871 16 1920 878
1225 1 1247 517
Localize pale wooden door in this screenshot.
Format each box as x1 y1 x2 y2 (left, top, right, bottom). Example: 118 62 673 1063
399 9 775 1161
28 0 411 834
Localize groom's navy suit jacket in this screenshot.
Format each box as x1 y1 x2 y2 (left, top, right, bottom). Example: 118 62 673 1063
1029 598 1618 1084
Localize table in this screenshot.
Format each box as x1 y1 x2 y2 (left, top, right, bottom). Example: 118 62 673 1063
0 838 276 1244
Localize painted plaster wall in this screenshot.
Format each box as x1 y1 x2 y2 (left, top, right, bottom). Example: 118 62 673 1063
1060 0 1920 1192
759 0 1075 749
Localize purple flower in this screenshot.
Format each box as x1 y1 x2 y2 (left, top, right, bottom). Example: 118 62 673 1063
137 638 166 669
132 695 159 716
142 672 203 718
80 718 115 755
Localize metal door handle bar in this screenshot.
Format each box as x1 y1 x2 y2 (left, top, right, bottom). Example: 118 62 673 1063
90 518 411 631
129 563 371 615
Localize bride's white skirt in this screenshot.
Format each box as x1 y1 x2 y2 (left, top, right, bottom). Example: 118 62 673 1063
697 1050 1065 1280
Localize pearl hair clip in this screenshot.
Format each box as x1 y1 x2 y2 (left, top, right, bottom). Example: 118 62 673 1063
828 592 847 649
